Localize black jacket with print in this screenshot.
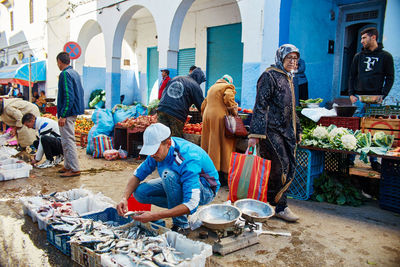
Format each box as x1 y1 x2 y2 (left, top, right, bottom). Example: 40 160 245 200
348 43 394 98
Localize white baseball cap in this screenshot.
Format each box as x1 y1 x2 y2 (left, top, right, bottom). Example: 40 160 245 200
139 123 171 155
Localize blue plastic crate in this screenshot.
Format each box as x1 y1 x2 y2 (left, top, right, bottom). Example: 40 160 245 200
379 159 400 214
288 148 324 200
81 207 132 226
46 224 72 256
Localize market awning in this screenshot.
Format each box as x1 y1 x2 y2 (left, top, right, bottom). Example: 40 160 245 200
0 60 46 87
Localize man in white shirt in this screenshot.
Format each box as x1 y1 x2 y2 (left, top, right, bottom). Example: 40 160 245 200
22 113 63 168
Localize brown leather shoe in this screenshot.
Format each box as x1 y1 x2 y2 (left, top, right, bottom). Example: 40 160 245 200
60 170 81 177
58 167 70 173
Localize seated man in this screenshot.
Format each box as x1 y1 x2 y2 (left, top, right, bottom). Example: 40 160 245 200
22 113 63 168
116 123 220 233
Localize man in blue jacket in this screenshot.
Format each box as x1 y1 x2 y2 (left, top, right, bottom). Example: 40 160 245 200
157 67 206 137
116 123 220 233
56 52 85 177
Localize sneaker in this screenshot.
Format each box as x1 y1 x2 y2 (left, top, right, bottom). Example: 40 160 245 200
36 160 56 169
371 161 381 172
54 155 64 165
275 207 299 222
171 224 189 235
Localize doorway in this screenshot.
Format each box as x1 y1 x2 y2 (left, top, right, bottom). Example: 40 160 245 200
334 0 386 97
206 23 243 104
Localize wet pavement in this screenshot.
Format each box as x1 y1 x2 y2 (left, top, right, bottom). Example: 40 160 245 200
1 148 400 266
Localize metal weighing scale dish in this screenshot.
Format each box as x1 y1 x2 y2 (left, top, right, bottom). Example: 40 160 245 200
198 204 242 230
234 199 275 223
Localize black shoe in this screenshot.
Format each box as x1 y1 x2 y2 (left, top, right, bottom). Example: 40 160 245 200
371 161 381 172
171 224 189 235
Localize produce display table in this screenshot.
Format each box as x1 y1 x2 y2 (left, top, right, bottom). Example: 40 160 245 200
299 145 400 214
114 125 143 157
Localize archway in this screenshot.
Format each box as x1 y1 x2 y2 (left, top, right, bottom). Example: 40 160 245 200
170 0 243 103
110 5 158 106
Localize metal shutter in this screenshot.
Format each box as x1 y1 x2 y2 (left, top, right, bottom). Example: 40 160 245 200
177 48 195 76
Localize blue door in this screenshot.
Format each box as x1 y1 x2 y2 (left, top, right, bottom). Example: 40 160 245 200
147 47 159 102
206 23 243 104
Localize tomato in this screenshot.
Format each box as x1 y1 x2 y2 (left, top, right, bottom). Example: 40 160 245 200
238 107 242 111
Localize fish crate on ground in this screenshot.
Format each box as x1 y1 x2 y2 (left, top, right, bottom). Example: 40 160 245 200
361 117 400 146
0 162 32 181
46 223 73 256
101 231 213 267
81 207 132 225
71 220 170 267
288 148 324 200
318 116 360 131
379 159 400 214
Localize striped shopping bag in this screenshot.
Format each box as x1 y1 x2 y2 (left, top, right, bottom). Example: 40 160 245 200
93 135 114 158
228 151 271 202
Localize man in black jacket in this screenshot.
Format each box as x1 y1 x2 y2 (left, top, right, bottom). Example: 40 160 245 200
349 27 394 103
348 27 395 172
157 67 205 137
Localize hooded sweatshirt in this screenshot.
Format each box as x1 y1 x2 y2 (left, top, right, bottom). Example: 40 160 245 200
348 43 394 98
157 67 206 122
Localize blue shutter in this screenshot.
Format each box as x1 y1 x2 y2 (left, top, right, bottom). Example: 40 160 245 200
177 48 195 76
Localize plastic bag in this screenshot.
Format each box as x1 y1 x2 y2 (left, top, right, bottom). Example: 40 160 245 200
86 109 115 155
113 106 137 124
118 147 128 159
104 149 119 161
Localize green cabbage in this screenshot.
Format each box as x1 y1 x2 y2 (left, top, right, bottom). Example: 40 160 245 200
373 131 394 148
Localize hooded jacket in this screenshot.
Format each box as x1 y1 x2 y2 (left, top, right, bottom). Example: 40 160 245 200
348 43 394 97
157 67 206 122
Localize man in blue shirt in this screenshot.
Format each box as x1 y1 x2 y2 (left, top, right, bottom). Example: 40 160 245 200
116 123 220 233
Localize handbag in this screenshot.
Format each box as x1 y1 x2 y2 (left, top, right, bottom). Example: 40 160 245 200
228 147 271 202
224 115 248 137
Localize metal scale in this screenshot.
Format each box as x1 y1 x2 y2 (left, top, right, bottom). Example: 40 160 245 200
197 200 275 256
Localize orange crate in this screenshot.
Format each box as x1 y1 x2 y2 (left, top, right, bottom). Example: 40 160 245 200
361 117 400 146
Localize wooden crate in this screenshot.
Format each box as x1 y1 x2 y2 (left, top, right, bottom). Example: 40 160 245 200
361 117 400 146
75 131 82 147
71 242 101 267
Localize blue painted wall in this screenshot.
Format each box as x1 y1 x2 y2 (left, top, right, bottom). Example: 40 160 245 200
289 0 337 105
83 66 140 108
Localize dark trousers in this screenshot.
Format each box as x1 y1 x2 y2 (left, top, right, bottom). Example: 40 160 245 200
299 82 309 101
41 135 63 160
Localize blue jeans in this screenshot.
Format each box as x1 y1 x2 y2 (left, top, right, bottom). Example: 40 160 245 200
133 169 215 228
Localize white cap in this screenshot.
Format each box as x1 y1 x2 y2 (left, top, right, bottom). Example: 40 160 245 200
139 123 171 155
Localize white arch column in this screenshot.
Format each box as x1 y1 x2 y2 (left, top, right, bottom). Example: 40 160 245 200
238 0 280 109
156 0 194 79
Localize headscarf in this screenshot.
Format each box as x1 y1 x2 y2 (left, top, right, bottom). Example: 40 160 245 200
220 74 233 85
273 44 300 75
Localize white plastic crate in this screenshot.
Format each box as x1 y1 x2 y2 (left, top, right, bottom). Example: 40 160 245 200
101 231 212 267
0 162 32 181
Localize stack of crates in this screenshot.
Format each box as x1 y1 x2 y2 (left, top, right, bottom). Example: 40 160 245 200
380 159 400 214
288 148 324 200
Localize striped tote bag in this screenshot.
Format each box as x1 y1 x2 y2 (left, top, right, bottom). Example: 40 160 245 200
228 150 271 202
93 135 114 158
